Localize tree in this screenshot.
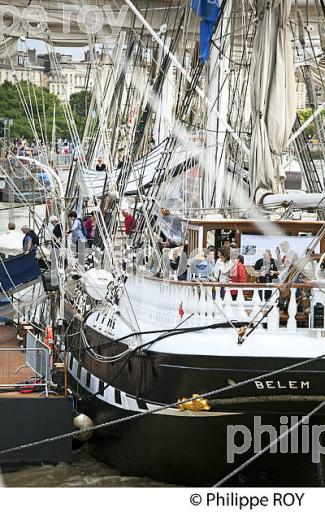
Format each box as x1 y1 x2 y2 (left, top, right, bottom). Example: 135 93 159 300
297 108 325 139
70 90 92 118
0 81 83 141
70 90 92 138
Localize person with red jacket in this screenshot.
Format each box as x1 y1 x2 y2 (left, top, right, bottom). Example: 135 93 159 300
231 254 246 299
122 210 136 236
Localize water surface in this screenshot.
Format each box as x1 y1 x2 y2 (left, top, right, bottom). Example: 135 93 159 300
2 446 166 487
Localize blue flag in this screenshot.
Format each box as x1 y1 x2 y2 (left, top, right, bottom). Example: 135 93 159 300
191 0 220 63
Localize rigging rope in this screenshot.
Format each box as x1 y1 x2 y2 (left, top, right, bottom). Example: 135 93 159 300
214 400 325 487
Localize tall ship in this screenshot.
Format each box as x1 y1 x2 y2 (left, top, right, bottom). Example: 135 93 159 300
1 0 325 486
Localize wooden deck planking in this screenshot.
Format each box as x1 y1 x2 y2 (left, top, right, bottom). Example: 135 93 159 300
0 325 42 395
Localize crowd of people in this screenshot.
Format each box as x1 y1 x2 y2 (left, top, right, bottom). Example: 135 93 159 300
9 138 76 158
162 239 309 302
16 206 308 288
165 244 247 289
17 206 137 258
14 200 317 306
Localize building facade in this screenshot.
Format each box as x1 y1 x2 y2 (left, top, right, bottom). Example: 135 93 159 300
41 52 94 100
0 48 93 100
0 48 47 88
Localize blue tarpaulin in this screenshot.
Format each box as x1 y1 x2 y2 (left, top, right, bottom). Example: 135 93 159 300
0 251 41 292
191 0 220 63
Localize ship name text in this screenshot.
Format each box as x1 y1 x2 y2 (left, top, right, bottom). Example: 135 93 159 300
254 380 310 390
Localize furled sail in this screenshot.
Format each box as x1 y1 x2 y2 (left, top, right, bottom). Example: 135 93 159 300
249 0 296 204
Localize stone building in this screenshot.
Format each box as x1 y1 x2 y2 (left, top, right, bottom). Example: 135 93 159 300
0 48 47 88
40 51 94 100
0 48 93 100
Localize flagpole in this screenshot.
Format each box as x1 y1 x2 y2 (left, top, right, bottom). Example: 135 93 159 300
122 0 249 156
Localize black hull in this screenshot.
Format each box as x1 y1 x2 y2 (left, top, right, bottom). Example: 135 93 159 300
66 323 325 486
73 387 324 486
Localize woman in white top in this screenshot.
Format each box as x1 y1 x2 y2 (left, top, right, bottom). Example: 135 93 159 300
213 247 233 282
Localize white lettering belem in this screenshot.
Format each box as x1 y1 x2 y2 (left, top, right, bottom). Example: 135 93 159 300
255 380 310 390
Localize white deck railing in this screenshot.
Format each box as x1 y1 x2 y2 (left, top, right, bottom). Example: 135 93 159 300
124 275 325 333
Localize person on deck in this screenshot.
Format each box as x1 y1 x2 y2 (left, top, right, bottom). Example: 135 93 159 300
68 211 87 250
169 249 181 279
206 247 216 274
122 210 136 237
213 247 233 299
213 247 233 283
231 254 246 300
21 225 39 255
84 212 97 247
276 241 299 268
49 215 62 243
254 249 279 300
96 157 106 172
193 252 209 278
49 216 62 247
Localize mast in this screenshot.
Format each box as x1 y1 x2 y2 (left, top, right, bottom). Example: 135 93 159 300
122 0 249 156
153 35 176 145
204 0 232 209
96 10 187 248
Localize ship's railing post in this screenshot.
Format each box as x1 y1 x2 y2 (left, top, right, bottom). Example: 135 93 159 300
206 285 216 320
223 286 233 320
251 288 262 325
198 285 207 325
227 287 248 322
193 286 201 325
266 290 280 331
287 288 297 331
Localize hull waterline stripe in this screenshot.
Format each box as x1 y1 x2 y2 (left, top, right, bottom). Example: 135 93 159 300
66 352 241 417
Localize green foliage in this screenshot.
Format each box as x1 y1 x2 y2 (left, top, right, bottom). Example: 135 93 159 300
70 90 92 137
0 80 84 141
297 108 325 139
70 90 92 118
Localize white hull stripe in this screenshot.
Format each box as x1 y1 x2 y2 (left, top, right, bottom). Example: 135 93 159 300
67 351 148 413
66 352 240 418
